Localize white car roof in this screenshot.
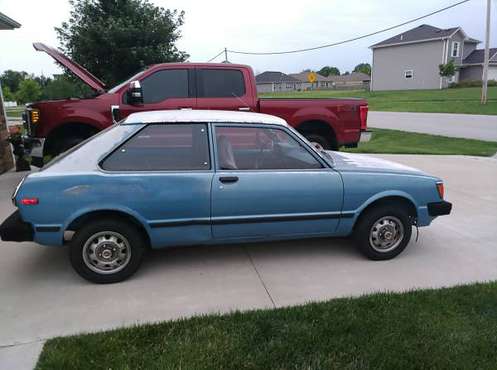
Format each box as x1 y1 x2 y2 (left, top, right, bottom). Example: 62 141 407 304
122 109 288 126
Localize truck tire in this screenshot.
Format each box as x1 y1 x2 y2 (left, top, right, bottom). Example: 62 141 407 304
304 134 330 151
353 205 412 260
69 219 146 284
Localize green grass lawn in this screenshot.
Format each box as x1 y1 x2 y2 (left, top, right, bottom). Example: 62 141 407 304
36 282 497 370
260 87 497 115
344 128 497 156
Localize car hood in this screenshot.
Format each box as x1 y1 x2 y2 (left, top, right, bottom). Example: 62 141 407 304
328 151 426 176
33 42 106 93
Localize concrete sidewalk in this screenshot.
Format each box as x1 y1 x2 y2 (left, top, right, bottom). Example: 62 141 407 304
369 111 497 141
1 155 496 369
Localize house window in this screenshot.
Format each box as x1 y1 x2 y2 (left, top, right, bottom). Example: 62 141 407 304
404 70 413 79
451 41 460 57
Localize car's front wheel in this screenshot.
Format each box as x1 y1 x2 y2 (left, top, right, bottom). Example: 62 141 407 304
69 219 146 283
353 205 412 260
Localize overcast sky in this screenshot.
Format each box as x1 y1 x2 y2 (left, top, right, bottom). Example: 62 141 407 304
0 0 494 81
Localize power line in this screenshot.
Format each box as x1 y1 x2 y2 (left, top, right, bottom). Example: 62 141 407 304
207 49 225 62
227 0 471 56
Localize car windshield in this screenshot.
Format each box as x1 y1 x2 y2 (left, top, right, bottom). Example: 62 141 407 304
107 69 148 93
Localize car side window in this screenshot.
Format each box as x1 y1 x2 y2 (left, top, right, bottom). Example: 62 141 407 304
198 69 245 98
140 69 189 103
102 124 210 171
215 126 322 170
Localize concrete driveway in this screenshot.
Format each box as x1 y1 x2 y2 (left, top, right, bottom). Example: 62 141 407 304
1 154 497 369
369 112 497 141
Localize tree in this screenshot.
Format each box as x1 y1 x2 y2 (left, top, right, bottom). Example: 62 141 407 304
55 0 189 86
42 74 92 100
0 70 29 93
1 85 15 102
15 79 42 104
439 60 456 78
353 63 371 76
318 66 340 77
343 71 350 76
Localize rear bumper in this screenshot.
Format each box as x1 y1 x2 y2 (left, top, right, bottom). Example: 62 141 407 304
360 130 372 143
0 210 34 242
427 201 452 216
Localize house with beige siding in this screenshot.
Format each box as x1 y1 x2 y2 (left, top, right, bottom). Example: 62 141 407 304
370 24 497 91
255 71 301 93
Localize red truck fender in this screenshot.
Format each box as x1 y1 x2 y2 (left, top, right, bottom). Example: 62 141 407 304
290 107 342 150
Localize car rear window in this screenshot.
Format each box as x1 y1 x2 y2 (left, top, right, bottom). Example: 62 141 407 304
101 124 210 171
198 69 245 98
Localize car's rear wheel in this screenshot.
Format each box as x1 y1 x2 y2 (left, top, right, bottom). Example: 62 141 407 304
69 219 145 283
353 205 412 260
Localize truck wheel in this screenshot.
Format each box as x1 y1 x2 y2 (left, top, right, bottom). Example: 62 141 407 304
69 219 146 284
353 205 412 260
57 136 88 155
304 134 330 151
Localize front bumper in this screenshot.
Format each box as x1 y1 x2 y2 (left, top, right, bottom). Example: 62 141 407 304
427 201 452 216
0 210 34 242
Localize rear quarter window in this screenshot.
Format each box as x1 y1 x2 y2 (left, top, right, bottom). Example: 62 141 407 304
101 124 210 171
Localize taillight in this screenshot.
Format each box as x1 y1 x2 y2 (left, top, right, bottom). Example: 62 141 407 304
359 105 368 131
20 198 39 205
436 183 444 199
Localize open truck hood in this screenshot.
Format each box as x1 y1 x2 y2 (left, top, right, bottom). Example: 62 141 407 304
33 42 106 93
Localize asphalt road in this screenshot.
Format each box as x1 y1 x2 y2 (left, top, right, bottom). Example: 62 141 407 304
1 154 496 369
368 112 497 142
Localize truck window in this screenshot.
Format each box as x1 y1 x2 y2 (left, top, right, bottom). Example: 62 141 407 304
101 124 210 171
140 69 189 103
198 69 245 98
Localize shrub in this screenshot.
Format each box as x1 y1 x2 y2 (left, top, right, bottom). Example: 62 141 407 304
449 80 497 88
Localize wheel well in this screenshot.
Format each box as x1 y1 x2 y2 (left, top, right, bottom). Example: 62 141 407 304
355 196 417 228
297 121 337 149
44 122 99 157
67 210 151 248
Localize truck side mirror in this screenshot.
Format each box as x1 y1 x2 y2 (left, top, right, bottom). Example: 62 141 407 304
127 80 143 105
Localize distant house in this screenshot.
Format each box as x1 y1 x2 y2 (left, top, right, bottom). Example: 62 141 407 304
327 72 371 90
255 71 301 93
289 72 332 90
370 24 497 91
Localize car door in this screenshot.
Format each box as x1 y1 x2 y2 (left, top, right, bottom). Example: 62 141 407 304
100 123 212 247
211 124 343 240
119 68 196 119
196 68 256 112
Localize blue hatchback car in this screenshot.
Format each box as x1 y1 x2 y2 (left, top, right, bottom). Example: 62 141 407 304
1 110 451 283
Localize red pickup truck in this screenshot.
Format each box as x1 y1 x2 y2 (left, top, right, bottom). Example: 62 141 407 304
23 43 369 166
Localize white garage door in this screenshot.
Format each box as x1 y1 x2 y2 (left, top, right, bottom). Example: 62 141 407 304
488 66 497 81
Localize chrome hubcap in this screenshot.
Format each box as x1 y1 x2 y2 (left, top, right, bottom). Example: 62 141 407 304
369 216 404 253
82 231 131 274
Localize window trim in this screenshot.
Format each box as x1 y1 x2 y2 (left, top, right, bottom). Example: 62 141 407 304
98 123 213 173
211 123 328 172
197 68 247 98
451 41 460 57
404 69 414 79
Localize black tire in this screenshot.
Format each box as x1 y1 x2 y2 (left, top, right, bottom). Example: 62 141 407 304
304 134 331 150
57 136 87 155
353 205 412 260
69 219 146 283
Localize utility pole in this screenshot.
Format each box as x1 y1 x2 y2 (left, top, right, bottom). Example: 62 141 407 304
481 0 491 104
224 48 228 63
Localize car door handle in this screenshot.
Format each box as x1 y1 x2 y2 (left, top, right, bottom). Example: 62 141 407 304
238 107 251 111
219 176 239 183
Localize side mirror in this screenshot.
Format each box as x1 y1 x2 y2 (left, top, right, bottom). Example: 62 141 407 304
127 80 143 105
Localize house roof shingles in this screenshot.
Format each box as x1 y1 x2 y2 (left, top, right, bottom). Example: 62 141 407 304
289 72 329 82
255 71 300 84
371 24 463 48
463 48 497 64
